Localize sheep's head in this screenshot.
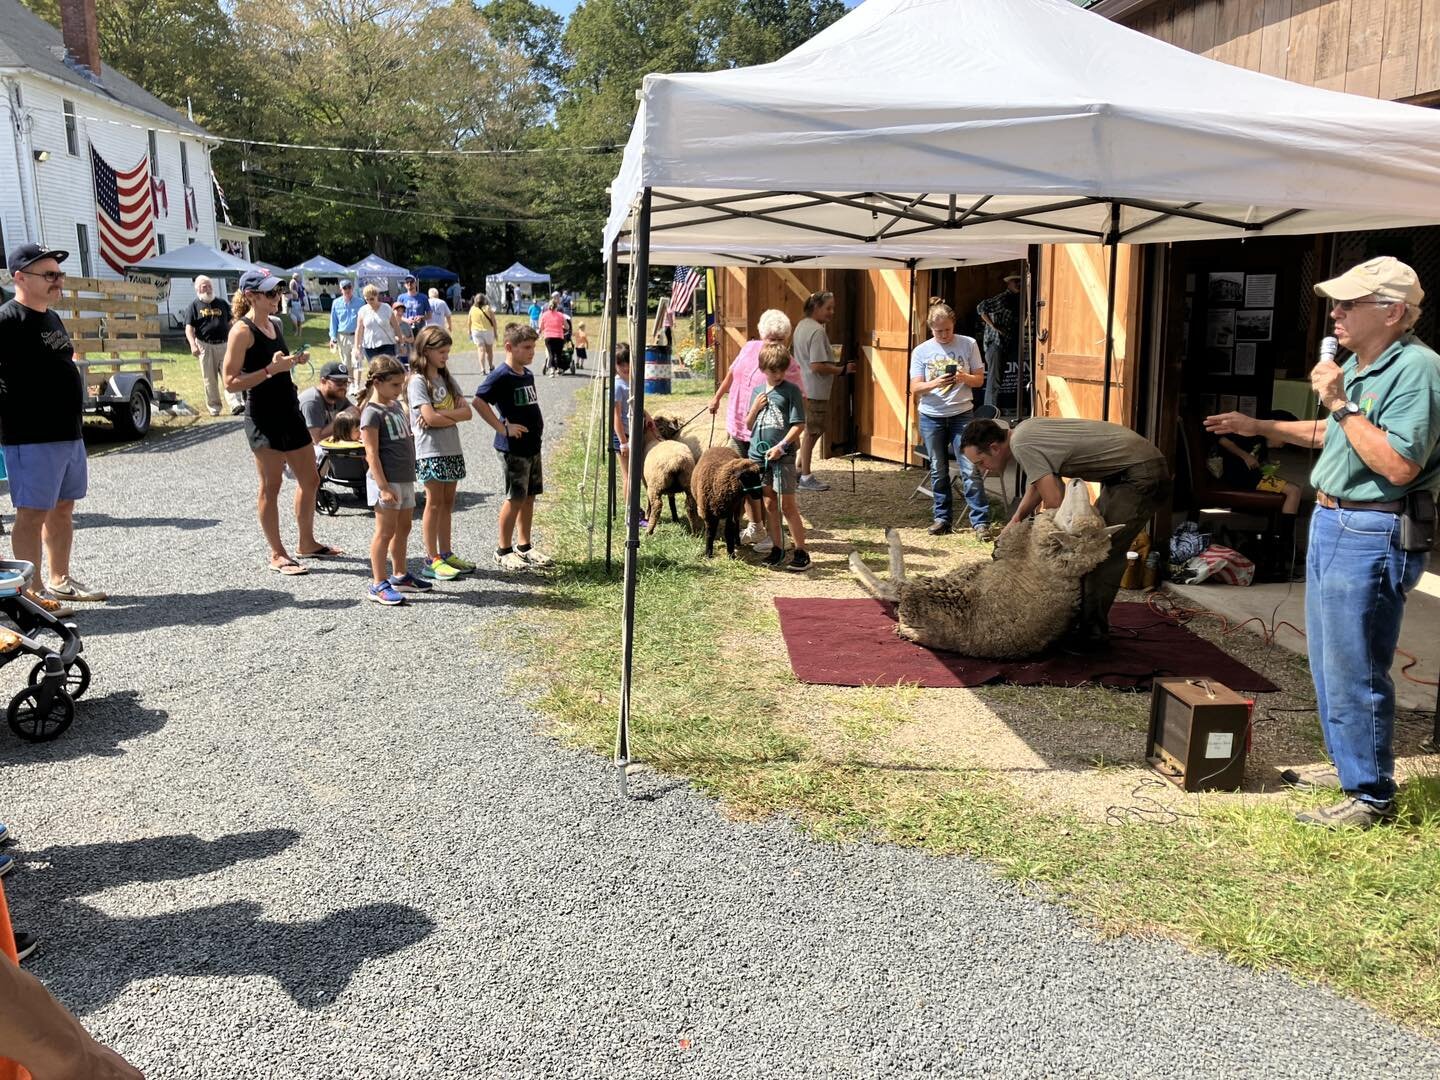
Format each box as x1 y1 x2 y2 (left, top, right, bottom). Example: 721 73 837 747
727 457 763 499
1029 481 1123 577
653 415 683 441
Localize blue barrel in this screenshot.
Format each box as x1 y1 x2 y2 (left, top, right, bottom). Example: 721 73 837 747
643 345 672 395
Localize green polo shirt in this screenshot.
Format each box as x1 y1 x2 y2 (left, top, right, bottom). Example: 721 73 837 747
1310 334 1440 501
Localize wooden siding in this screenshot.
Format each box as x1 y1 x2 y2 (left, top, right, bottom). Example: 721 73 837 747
1130 0 1440 99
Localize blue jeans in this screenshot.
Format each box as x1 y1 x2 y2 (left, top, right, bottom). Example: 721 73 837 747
1305 506 1426 805
919 411 987 528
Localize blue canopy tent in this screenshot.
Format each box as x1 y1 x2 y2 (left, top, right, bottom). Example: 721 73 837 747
485 261 550 312
412 264 459 284
346 253 410 297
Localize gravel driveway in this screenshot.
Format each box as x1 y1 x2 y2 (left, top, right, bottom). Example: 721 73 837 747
1 360 1436 1078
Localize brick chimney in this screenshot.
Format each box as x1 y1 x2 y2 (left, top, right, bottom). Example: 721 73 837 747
58 0 101 76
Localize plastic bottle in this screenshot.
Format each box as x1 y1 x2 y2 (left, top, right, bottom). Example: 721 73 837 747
1143 550 1162 589
1121 550 1142 590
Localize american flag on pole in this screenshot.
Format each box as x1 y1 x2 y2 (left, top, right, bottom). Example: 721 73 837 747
670 265 701 315
91 144 157 274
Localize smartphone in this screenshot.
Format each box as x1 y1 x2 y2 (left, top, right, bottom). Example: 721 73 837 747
944 363 958 376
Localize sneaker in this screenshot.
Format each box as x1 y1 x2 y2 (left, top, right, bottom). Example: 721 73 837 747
495 549 529 572
208 407 221 417
231 404 245 416
46 575 108 602
14 931 37 963
1280 766 1342 791
752 536 774 556
764 546 786 568
971 523 996 542
787 549 812 572
29 594 75 619
517 546 553 568
0 853 13 878
390 573 432 593
928 519 952 536
442 552 476 574
1295 796 1396 830
796 475 830 492
0 822 9 844
421 558 462 581
367 582 405 606
739 522 763 546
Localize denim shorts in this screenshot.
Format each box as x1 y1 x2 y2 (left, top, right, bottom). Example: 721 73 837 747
4 439 88 510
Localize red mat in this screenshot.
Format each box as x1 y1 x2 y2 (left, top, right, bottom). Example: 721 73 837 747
774 598 1278 692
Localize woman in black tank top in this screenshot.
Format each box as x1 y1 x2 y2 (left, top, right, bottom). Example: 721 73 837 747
223 271 342 574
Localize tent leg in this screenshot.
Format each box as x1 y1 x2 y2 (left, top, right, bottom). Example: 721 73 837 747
606 248 621 576
901 261 916 468
1101 201 1120 423
616 192 652 797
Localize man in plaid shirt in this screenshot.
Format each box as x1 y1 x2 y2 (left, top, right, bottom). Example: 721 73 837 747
977 271 1025 414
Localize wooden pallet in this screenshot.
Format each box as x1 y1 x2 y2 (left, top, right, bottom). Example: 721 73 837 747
51 277 165 373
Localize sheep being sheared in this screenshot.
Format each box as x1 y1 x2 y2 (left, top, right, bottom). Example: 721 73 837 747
691 446 763 558
848 479 1123 658
641 415 700 535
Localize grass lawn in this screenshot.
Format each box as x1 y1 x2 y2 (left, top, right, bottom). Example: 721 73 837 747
529 381 1440 1032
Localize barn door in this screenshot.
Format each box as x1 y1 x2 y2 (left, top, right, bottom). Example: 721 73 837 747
854 268 916 463
1034 244 1143 424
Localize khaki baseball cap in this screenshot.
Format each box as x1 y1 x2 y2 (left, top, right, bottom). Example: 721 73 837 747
1314 256 1423 305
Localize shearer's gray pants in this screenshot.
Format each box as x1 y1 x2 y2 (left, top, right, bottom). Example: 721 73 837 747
1079 460 1172 642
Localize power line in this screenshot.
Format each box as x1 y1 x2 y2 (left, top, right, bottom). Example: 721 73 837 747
250 181 604 224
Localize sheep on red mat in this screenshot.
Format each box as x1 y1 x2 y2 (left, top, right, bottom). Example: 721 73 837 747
690 446 763 558
848 479 1123 658
642 415 701 535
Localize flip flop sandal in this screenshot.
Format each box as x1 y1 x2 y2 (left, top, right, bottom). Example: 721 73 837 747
298 545 345 559
269 559 309 576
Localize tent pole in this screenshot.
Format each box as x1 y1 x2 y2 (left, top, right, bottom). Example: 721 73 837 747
616 191 653 798
1101 201 1121 423
605 245 621 576
902 260 916 468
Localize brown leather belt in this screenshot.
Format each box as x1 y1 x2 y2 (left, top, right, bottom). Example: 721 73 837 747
1316 490 1404 513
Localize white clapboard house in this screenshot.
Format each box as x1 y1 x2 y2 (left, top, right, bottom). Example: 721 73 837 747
0 0 227 322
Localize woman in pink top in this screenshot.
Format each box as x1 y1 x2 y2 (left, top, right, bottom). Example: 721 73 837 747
538 301 569 377
707 308 802 553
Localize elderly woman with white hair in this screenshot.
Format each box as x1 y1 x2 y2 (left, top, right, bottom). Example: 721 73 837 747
184 275 243 415
706 307 804 553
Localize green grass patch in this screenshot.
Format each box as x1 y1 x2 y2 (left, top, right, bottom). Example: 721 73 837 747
531 385 1440 1031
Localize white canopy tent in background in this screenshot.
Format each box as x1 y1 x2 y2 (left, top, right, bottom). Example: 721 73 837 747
485 261 552 310
602 0 1440 794
346 253 410 296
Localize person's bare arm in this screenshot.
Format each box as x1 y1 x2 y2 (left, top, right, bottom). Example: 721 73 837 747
745 391 769 426
473 397 527 439
1312 357 1423 486
184 321 200 356
0 951 143 1078
767 422 804 461
1008 473 1064 527
361 422 394 504
709 366 736 414
1204 412 1325 450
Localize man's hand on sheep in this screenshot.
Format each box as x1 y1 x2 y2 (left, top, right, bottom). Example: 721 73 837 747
1203 412 1261 438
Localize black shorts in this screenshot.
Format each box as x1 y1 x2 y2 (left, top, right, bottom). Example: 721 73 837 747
246 412 312 454
499 451 543 501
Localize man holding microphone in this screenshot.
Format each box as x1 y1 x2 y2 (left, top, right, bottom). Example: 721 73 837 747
1204 256 1440 829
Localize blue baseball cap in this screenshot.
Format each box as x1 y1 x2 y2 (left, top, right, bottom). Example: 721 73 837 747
7 243 69 274
238 268 283 293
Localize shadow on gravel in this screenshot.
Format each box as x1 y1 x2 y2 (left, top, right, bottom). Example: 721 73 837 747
18 829 302 899
87 420 239 457
0 690 167 765
76 590 357 637
75 512 221 532
28 898 435 1014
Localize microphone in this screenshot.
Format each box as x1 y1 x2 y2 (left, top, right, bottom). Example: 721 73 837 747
1318 336 1338 366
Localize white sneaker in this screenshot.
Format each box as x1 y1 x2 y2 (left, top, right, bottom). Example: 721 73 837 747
46 575 108 602
518 547 553 568
796 475 830 492
739 522 762 546
495 550 530 571
752 536 774 555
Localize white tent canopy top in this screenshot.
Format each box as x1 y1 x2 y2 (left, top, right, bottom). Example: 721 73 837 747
604 0 1440 259
487 262 551 284
126 243 258 277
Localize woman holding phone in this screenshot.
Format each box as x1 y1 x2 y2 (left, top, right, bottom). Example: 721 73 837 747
907 298 989 539
224 268 341 575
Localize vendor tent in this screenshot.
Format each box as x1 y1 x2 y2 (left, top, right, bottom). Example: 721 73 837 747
602 0 1440 793
126 244 257 277
347 253 410 294
288 255 349 277
413 264 459 284
485 261 551 310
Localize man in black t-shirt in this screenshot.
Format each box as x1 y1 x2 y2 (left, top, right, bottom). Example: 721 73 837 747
185 275 242 416
0 244 107 605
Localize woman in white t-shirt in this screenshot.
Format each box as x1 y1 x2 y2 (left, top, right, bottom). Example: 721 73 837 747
354 283 401 363
907 298 989 538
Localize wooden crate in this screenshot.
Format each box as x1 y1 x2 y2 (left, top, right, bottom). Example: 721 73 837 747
51 278 165 369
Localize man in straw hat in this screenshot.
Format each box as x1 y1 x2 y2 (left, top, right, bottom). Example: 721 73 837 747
1206 256 1440 829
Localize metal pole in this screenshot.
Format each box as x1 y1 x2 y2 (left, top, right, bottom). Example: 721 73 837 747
901 261 916 467
1101 201 1121 423
605 247 621 576
616 190 652 797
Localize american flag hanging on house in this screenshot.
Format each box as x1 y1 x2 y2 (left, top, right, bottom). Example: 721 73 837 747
670 265 701 315
151 175 168 217
91 145 157 274
183 185 198 231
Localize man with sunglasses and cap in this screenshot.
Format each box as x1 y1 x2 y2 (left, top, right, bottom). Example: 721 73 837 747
0 243 108 606
328 280 364 375
1206 256 1440 829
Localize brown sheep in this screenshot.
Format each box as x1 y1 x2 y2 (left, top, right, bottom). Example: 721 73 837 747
642 416 700 535
849 479 1122 657
690 446 763 558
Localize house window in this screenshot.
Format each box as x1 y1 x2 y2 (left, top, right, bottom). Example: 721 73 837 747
180 142 190 186
63 100 78 156
76 224 92 278
148 130 158 170
157 235 166 255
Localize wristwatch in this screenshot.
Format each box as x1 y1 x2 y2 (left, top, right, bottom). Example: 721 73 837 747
1331 400 1362 421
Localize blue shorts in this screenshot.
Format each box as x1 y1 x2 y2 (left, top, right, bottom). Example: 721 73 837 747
4 440 88 511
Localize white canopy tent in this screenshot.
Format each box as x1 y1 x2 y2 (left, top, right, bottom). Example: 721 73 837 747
485 262 552 311
601 0 1440 794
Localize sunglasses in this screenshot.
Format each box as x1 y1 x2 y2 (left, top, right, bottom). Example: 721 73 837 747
1333 299 1399 311
259 287 282 299
19 269 65 283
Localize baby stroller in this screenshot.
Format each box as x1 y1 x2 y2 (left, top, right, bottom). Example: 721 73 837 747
0 560 88 741
315 440 368 515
